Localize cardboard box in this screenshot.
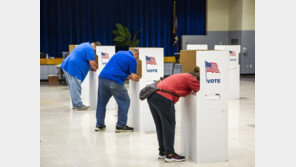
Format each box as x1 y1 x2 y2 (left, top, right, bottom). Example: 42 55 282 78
48 75 59 85
180 50 197 73
136 59 142 78
69 45 77 53
95 53 98 64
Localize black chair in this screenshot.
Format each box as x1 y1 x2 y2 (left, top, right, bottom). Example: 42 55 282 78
56 64 67 86
174 52 180 63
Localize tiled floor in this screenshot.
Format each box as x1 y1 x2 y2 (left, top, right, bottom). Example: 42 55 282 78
40 75 255 167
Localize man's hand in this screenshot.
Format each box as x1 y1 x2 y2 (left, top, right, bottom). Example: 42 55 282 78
89 60 98 71
130 73 140 82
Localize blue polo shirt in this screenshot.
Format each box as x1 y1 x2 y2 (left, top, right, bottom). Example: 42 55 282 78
60 42 95 82
99 51 137 85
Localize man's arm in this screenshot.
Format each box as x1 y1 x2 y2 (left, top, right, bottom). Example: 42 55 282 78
89 60 98 71
129 73 140 82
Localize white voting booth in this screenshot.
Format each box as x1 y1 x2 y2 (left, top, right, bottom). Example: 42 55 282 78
180 50 229 163
214 45 240 99
128 48 164 132
187 44 208 50
80 46 116 110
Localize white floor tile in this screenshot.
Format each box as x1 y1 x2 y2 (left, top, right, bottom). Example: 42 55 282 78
40 76 255 167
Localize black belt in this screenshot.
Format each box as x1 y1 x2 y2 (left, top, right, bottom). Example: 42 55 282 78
159 89 180 97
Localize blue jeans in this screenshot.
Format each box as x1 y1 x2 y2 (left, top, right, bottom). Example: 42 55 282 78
63 70 83 108
96 77 130 127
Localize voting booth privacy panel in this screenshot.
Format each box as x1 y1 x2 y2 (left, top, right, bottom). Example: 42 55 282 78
180 50 229 163
80 46 116 110
186 44 208 50
128 48 164 132
179 50 197 73
180 45 209 73
214 45 240 99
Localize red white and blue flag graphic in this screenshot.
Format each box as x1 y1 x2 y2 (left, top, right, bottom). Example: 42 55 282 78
229 50 236 56
146 56 157 65
205 61 220 73
101 52 110 59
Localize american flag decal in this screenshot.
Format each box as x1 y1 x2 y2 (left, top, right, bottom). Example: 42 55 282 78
205 61 220 73
101 52 110 59
229 50 236 57
146 56 157 65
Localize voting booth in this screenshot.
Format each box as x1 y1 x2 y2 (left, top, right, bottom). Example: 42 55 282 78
128 48 164 132
214 45 240 99
80 46 116 110
180 50 229 163
187 44 208 50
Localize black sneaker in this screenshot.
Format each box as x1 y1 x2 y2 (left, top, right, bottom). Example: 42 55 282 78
115 126 134 133
164 153 185 162
95 125 106 131
77 105 90 110
158 150 166 159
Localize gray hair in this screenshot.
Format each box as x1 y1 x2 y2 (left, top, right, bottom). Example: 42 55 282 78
129 48 139 54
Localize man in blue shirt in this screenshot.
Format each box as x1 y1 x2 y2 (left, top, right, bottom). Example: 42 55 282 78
95 49 140 132
60 42 100 110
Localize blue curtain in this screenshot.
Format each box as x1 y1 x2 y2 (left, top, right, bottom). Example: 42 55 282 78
40 0 206 57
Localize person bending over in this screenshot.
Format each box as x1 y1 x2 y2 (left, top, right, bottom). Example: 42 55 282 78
147 67 200 162
60 42 100 110
95 49 140 133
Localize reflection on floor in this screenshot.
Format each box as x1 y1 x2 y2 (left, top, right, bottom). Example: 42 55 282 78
40 75 254 167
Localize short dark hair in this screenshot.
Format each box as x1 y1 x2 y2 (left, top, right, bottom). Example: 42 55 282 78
94 41 101 46
188 66 200 81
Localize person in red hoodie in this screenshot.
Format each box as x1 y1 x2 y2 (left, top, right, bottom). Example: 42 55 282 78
147 67 200 162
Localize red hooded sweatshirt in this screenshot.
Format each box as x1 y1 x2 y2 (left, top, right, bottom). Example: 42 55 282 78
156 73 200 104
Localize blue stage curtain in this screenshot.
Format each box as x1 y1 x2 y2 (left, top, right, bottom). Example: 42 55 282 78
40 0 206 57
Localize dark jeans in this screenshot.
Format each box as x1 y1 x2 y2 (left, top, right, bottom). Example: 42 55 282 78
96 77 130 127
147 93 176 154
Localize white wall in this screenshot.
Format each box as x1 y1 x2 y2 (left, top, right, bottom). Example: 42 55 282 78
207 0 229 31
242 0 255 30
207 0 255 31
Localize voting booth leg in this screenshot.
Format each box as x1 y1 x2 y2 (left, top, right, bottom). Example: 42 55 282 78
180 97 197 160
89 71 98 110
128 80 140 130
80 73 90 106
228 66 240 99
181 96 228 163
128 80 156 132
